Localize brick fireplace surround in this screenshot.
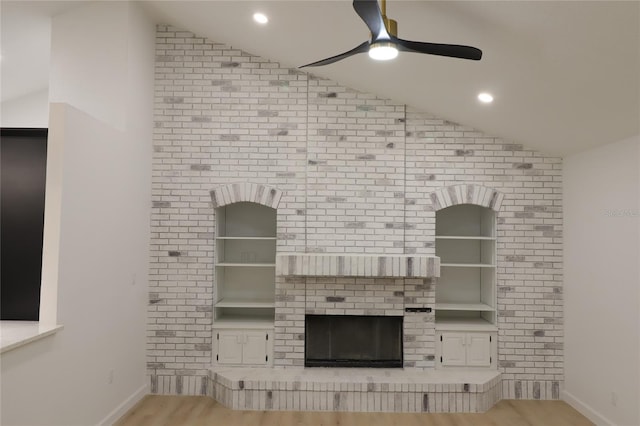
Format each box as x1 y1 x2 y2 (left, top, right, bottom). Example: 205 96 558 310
148 25 564 412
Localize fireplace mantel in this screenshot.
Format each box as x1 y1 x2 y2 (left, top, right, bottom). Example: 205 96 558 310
276 253 439 278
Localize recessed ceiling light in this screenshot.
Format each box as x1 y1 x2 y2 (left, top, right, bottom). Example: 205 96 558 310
478 92 494 103
253 13 268 24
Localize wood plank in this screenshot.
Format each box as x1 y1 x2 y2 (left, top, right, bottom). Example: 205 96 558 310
114 396 595 426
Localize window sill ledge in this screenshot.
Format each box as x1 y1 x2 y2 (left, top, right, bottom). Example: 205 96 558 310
0 321 63 354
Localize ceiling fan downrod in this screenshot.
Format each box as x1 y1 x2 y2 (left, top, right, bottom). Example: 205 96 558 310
379 0 398 38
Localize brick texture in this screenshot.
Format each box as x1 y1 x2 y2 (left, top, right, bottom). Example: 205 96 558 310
149 25 563 398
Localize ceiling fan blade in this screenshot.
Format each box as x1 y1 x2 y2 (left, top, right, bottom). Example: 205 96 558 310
352 0 389 40
395 38 482 61
299 41 370 68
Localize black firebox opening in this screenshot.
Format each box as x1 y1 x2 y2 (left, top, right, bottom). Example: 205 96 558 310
305 315 403 368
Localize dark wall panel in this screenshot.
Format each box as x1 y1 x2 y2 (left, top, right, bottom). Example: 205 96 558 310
1 129 48 320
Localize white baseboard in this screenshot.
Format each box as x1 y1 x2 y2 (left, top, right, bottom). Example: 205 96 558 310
98 383 148 426
562 390 613 426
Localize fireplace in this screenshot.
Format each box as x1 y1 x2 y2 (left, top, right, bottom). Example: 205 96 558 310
305 315 403 368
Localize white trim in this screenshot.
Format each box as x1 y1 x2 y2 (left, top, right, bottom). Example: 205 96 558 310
562 390 614 426
0 322 63 354
97 383 148 426
40 104 66 325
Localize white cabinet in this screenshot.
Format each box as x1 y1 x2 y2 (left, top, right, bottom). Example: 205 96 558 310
214 329 272 366
214 202 276 327
440 332 467 366
242 331 271 365
435 204 497 329
437 331 495 368
217 331 244 364
467 333 492 367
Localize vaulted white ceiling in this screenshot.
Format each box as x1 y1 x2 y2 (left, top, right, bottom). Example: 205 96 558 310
2 1 639 156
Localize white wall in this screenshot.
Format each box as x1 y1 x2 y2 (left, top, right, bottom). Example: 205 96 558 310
48 2 127 130
0 2 155 425
563 134 640 426
0 89 49 127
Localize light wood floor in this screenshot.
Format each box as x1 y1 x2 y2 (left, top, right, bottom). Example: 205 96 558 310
115 395 594 426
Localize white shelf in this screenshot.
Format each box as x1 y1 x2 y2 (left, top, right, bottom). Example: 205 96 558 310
216 263 276 267
216 236 276 240
436 235 495 241
215 298 275 308
213 315 274 329
436 303 495 312
215 202 277 339
441 263 495 268
435 317 497 332
438 281 491 288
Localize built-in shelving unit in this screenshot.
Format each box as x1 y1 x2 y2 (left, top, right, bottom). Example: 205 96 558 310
435 204 497 331
214 202 276 325
435 204 497 369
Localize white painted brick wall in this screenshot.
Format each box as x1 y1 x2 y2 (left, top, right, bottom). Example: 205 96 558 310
150 25 563 398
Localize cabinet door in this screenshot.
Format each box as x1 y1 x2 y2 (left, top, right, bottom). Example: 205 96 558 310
216 331 244 364
466 333 491 367
242 331 269 365
440 332 467 366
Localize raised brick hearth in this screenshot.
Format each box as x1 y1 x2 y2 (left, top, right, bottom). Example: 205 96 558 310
208 368 502 413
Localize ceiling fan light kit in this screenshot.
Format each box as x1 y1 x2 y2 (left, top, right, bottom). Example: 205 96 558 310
300 0 482 68
368 42 398 61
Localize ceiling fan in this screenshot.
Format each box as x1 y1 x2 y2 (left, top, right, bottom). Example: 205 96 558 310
300 0 482 68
